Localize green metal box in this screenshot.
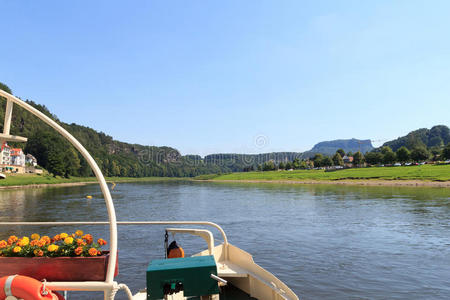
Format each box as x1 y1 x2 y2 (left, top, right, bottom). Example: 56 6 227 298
146 255 220 300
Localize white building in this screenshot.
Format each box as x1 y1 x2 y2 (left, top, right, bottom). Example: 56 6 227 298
11 148 25 167
25 154 38 167
0 142 11 165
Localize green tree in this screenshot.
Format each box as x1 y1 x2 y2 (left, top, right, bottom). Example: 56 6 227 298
292 158 300 169
381 146 396 164
410 146 430 162
322 156 333 167
64 147 81 177
278 162 285 170
47 149 66 177
0 82 12 94
262 161 276 171
396 146 410 163
365 152 383 165
299 160 308 169
313 154 324 167
353 151 365 166
336 149 345 157
429 146 442 161
442 143 450 160
285 161 293 170
332 153 344 166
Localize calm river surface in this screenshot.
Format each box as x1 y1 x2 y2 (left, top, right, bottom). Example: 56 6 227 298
0 181 449 299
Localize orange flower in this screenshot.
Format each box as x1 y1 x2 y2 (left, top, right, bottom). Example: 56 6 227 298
60 233 68 239
41 236 51 245
0 240 7 249
76 239 86 246
64 237 74 245
7 236 18 245
75 230 84 236
74 247 83 256
30 239 39 247
48 244 59 252
17 237 30 247
97 238 107 246
83 234 93 245
97 250 102 256
37 239 46 247
13 246 22 253
53 234 61 241
88 248 98 256
31 233 40 240
34 249 44 257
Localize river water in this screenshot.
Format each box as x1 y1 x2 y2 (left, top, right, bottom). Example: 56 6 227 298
0 181 449 299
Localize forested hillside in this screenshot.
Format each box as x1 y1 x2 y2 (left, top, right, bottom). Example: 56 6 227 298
0 83 223 177
382 126 450 152
1 82 448 177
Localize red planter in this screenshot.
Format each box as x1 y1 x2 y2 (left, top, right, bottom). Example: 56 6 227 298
0 251 118 282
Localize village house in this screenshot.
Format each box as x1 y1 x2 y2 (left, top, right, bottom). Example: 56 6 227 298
0 142 38 173
25 153 38 166
11 148 25 166
342 155 354 167
0 142 11 165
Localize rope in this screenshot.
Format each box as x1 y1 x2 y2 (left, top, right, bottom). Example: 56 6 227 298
164 230 169 259
109 283 133 300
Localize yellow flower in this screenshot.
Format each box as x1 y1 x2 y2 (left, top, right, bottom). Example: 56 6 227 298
60 233 68 239
48 244 59 252
64 237 74 244
75 230 84 236
0 240 7 249
18 237 30 247
31 233 40 240
13 246 22 253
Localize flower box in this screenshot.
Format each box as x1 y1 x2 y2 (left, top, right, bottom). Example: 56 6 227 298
0 251 118 282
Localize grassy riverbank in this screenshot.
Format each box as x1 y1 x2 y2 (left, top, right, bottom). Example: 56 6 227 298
0 174 185 187
195 164 450 182
2 164 449 188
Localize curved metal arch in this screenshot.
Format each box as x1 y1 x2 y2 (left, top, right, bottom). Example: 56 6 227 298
0 89 118 283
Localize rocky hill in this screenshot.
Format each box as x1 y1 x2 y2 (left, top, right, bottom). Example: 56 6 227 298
382 125 449 152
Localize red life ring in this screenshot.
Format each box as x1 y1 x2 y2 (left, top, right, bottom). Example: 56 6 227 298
0 275 64 300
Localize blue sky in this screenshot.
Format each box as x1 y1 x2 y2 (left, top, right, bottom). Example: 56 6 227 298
1 0 449 156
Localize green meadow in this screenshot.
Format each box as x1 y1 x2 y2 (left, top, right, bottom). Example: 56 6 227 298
0 174 185 187
196 164 450 182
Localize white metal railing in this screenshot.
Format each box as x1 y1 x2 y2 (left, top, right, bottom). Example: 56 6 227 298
0 220 229 299
0 89 118 299
0 90 232 299
0 221 228 246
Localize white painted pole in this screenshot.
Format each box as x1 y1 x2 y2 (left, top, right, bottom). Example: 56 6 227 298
3 99 13 135
0 90 118 287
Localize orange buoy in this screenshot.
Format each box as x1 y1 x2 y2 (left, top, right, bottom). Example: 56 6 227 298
0 275 64 300
167 241 185 259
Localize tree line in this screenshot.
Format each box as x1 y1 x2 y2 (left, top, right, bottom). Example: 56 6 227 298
1 82 448 178
253 143 450 172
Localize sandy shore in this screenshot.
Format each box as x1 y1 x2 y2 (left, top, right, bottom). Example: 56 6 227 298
206 179 450 188
0 179 449 189
0 181 96 190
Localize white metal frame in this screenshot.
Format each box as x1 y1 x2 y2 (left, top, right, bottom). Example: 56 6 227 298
0 90 230 299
